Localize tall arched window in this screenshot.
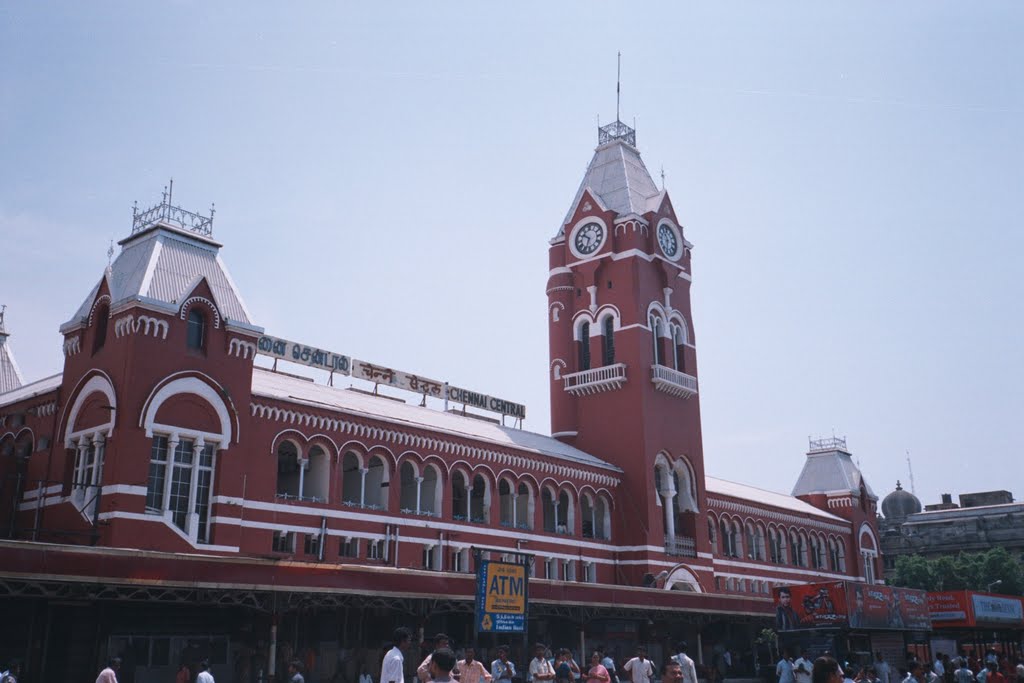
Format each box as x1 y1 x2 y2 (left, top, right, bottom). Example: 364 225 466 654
672 325 685 372
470 474 488 523
363 455 387 509
341 452 363 506
516 482 533 529
305 445 329 502
499 479 514 527
650 316 663 365
557 490 572 534
187 308 206 350
601 316 615 366
828 538 840 572
581 495 595 538
578 322 591 371
542 488 557 532
276 441 301 498
452 471 470 521
708 518 718 553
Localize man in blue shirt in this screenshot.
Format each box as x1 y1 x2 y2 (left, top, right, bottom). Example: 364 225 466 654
777 650 795 683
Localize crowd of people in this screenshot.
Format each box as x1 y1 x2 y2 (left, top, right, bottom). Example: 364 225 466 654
378 629 701 683
775 649 1024 683
380 630 702 683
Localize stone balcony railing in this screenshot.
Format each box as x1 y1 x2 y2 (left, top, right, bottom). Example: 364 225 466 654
563 363 627 396
664 536 697 557
651 364 698 399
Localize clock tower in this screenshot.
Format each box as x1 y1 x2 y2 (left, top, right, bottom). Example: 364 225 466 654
547 118 712 585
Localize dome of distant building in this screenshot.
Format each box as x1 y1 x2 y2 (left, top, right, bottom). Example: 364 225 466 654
881 481 922 520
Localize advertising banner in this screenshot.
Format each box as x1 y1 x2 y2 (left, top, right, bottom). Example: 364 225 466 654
928 591 972 628
476 560 527 633
774 582 930 631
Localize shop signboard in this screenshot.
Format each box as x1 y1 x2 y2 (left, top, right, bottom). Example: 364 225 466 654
971 593 1024 625
774 581 930 631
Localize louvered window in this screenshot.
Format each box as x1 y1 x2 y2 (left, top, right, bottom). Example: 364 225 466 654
601 316 615 365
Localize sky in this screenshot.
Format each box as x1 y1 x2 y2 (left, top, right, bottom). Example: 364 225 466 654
1 2 1022 510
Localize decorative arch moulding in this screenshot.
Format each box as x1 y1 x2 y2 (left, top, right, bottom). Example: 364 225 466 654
250 401 620 488
706 497 851 534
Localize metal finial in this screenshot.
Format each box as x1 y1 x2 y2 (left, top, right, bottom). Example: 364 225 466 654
132 200 138 219
107 239 115 266
210 202 216 219
162 185 168 204
168 178 174 205
0 304 6 328
660 165 666 191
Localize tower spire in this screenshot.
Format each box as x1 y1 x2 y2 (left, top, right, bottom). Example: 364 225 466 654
0 305 25 393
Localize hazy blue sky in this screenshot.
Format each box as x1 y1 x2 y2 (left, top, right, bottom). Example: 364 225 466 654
2 2 1021 510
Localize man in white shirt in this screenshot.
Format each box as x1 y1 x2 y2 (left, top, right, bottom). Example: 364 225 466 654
933 656 945 679
196 660 215 683
671 642 697 683
382 627 412 683
529 645 555 683
623 647 653 683
793 649 813 683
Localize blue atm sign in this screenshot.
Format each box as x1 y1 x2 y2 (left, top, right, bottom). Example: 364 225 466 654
476 560 527 633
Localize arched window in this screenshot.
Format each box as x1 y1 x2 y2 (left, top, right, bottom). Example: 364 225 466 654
732 520 744 558
305 445 329 502
187 308 206 350
516 482 533 529
789 531 801 567
364 455 387 509
499 479 514 527
745 523 757 560
708 517 718 553
672 324 685 372
470 474 488 523
828 538 840 572
420 465 440 516
452 471 469 521
601 316 615 366
769 528 784 564
650 316 663 366
276 441 301 498
542 488 557 533
581 495 595 538
557 490 572 534
594 495 608 540
578 322 591 371
92 304 109 354
341 452 363 506
754 524 766 561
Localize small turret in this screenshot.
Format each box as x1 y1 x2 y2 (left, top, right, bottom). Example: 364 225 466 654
0 306 25 394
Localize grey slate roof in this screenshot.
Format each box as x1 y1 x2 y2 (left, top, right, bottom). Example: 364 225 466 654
559 139 664 235
791 447 877 499
0 329 24 395
252 368 623 474
62 225 258 332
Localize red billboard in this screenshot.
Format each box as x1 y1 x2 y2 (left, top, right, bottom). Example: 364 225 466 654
774 581 930 631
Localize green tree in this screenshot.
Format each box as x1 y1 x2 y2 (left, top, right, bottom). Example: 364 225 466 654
891 554 936 590
933 556 967 590
974 547 1024 595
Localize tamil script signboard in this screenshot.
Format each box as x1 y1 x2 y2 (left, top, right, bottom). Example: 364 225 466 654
257 335 351 375
476 560 527 633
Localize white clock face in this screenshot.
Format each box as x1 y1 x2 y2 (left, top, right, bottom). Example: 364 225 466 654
573 222 605 256
658 223 680 259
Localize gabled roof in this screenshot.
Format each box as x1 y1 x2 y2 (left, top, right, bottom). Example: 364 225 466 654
791 447 877 500
62 226 259 333
252 368 622 474
706 475 848 523
559 139 662 236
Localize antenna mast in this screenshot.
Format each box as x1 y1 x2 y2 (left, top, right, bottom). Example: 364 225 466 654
906 450 917 495
616 51 621 123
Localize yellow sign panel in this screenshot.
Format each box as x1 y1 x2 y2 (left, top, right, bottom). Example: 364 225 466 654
483 562 526 614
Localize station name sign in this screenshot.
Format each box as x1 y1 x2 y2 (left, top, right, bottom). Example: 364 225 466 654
256 334 525 419
448 386 526 420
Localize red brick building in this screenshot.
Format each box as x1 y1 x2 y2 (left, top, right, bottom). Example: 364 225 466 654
0 119 882 683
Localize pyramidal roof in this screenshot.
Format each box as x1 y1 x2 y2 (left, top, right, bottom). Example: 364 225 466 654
61 223 260 334
0 311 25 394
558 121 664 236
791 438 877 500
